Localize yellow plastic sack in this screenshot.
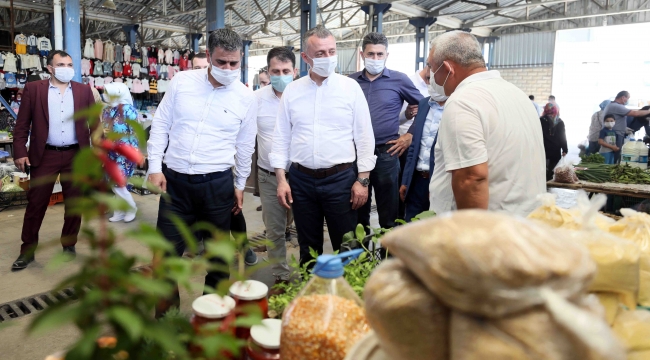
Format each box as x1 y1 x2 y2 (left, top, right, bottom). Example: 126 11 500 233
594 292 622 326
527 192 614 231
609 208 650 307
612 310 650 353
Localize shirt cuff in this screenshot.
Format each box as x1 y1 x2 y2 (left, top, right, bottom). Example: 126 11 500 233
357 155 377 173
148 159 163 174
269 153 289 171
234 177 246 191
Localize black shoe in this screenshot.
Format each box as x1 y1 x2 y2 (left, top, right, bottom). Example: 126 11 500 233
11 254 34 270
285 231 292 242
62 246 76 261
256 205 262 211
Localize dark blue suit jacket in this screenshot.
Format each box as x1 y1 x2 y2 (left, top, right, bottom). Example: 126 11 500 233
402 96 436 199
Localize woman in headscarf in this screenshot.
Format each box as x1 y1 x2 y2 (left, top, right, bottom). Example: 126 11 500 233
540 103 568 181
103 82 139 222
587 100 611 155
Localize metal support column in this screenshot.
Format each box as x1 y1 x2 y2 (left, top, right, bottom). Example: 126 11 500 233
64 0 81 82
187 33 203 53
360 4 391 33
299 0 317 76
206 0 225 33
481 36 498 69
241 40 252 85
409 17 436 72
122 24 139 47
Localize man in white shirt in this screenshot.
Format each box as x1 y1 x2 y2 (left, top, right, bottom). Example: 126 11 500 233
255 47 297 289
147 29 257 316
428 31 545 217
530 95 543 116
270 25 376 266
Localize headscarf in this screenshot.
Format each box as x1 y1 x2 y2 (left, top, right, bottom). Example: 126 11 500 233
599 99 611 110
542 102 561 130
103 82 133 107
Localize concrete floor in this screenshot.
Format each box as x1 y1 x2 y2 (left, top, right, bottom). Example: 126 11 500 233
0 191 379 359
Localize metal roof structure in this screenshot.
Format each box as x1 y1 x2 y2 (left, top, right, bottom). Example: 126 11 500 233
0 0 648 54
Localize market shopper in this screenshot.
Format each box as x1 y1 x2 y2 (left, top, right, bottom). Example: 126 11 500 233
587 100 611 155
254 47 297 288
349 32 423 230
258 67 270 88
270 25 376 267
530 95 543 116
102 83 139 222
191 52 209 69
603 91 650 161
428 31 546 217
599 114 619 164
540 103 568 181
11 50 97 270
147 29 257 316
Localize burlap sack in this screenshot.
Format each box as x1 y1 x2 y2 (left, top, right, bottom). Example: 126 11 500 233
364 259 448 360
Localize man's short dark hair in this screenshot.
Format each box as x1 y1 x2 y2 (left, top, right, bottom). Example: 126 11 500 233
362 32 388 52
208 29 242 54
529 95 534 100
194 52 207 59
267 47 296 68
549 95 556 100
616 91 630 99
302 25 334 53
258 66 268 75
605 114 616 121
47 50 71 66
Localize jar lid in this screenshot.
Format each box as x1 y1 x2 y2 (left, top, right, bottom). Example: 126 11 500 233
191 294 235 319
250 319 282 350
229 280 268 300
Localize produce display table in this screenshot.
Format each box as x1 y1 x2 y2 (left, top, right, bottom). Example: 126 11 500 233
547 180 650 199
0 138 12 156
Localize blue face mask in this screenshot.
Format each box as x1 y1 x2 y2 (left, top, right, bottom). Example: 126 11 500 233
270 75 293 93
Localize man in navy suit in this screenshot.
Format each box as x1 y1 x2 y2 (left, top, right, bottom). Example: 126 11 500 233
400 77 447 221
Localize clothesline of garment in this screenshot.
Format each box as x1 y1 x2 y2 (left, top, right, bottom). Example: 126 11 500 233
81 58 183 80
82 38 197 68
1 52 47 73
82 75 169 94
14 33 52 56
0 70 50 90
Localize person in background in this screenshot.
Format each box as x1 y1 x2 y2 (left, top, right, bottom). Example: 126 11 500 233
603 91 650 161
147 29 257 317
102 82 139 222
548 95 558 108
270 25 375 267
598 114 619 164
540 103 567 181
400 50 447 221
11 50 96 270
192 52 209 69
349 32 423 231
258 67 270 88
428 31 545 217
255 47 297 292
587 100 611 155
10 92 22 114
529 95 542 116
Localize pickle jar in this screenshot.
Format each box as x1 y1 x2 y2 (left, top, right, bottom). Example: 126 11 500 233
229 280 269 340
246 319 282 360
190 294 236 334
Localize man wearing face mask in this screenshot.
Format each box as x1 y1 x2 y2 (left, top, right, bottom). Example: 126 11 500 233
603 91 650 161
428 31 545 217
254 47 297 291
270 25 375 267
147 29 257 316
349 32 423 230
11 50 97 270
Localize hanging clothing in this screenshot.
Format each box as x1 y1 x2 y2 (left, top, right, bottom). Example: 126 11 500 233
125 78 133 90
115 44 123 63
88 76 95 88
141 47 149 67
83 38 95 58
3 53 18 73
104 76 114 85
114 77 123 83
94 39 104 60
167 65 177 80
113 62 123 78
173 50 180 65
95 76 105 89
93 60 104 76
131 63 141 77
149 79 157 94
123 62 132 77
157 48 164 64
142 78 150 92
140 64 148 76
81 58 91 76
27 35 38 55
123 45 132 62
164 49 173 64
131 79 144 93
103 61 112 75
159 65 168 79
37 37 51 56
14 34 27 54
104 42 115 63
148 63 158 78
179 56 188 71
157 79 169 93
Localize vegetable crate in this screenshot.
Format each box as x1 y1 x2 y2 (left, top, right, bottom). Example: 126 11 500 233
49 192 63 206
0 191 28 209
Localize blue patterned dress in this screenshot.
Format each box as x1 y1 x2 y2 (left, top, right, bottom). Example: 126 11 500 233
102 104 139 178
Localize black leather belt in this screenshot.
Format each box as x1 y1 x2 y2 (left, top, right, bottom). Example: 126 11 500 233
257 166 290 177
292 162 353 179
45 144 79 151
415 170 430 179
164 167 231 184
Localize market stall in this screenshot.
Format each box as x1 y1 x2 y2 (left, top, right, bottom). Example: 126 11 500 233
547 180 650 199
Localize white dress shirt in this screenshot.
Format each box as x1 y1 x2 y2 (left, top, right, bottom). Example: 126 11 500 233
429 70 546 217
254 85 289 172
47 82 77 146
416 101 443 172
147 69 258 190
269 73 376 173
399 71 428 135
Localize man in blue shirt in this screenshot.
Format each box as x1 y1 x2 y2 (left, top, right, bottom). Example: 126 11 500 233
350 32 424 230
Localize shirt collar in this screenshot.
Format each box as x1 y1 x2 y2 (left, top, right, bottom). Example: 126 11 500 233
357 67 391 81
428 98 444 110
49 81 72 90
308 72 335 86
455 70 500 92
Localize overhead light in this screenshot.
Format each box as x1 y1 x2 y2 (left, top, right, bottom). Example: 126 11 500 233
102 0 117 10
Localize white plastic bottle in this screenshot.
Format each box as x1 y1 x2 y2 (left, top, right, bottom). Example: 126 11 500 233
621 137 638 167
637 139 648 170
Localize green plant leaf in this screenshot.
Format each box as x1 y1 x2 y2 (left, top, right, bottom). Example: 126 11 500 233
355 223 366 242
414 210 436 220
395 218 407 225
204 240 236 266
143 324 188 356
65 325 101 359
130 224 174 252
108 306 143 341
342 231 354 244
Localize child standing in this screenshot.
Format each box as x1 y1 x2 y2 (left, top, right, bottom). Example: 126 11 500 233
599 114 619 164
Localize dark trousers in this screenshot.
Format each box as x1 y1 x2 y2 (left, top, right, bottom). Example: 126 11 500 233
588 141 601 155
291 166 357 267
156 167 233 315
404 174 430 222
397 152 407 220
546 157 561 182
21 149 81 255
358 148 400 230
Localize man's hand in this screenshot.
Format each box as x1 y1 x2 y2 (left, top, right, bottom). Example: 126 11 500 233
233 188 244 215
613 146 620 152
277 180 293 210
387 133 413 157
14 157 30 172
399 185 407 202
562 152 567 157
405 105 418 120
148 172 167 192
350 181 368 210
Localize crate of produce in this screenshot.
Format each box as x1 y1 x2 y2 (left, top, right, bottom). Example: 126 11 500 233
49 192 63 206
0 190 28 208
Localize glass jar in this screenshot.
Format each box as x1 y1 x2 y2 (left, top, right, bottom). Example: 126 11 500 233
230 280 269 340
190 294 236 334
245 319 282 360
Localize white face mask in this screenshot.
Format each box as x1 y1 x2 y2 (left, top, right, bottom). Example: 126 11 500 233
308 55 338 77
53 67 75 83
210 59 240 86
364 58 385 75
604 122 615 129
430 62 451 97
427 80 449 102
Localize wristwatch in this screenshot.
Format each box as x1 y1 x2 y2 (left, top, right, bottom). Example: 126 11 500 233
356 177 370 187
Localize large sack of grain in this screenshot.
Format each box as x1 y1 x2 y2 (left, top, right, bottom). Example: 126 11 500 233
528 193 580 228
609 208 650 307
528 192 614 231
612 309 650 357
594 292 623 325
364 259 449 360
